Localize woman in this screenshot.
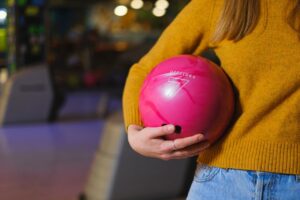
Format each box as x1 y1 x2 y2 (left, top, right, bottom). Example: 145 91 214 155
123 0 300 199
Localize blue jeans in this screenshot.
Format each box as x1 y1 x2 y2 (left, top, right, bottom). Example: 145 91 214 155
187 164 300 200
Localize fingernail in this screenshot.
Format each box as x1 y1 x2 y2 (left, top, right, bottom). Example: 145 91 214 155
203 142 210 148
198 134 204 141
167 125 174 132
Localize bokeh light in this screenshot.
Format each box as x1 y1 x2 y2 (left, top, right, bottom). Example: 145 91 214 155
152 7 166 17
0 9 7 22
114 5 128 16
155 0 169 10
130 0 144 9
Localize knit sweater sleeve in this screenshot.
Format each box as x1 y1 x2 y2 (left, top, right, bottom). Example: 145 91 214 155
122 0 214 130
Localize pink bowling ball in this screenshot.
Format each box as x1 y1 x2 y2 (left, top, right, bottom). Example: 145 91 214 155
139 55 235 142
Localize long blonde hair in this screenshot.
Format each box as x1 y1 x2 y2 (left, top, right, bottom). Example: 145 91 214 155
213 0 300 42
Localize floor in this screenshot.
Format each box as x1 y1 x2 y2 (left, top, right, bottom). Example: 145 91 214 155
0 92 105 200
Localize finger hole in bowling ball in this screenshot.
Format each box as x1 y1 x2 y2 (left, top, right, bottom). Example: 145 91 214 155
174 125 182 134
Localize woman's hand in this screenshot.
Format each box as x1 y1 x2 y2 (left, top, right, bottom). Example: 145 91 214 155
127 124 210 160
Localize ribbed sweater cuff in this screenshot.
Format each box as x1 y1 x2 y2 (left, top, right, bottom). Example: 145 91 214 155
123 104 143 132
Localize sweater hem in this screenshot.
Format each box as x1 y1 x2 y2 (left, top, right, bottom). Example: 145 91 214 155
197 139 300 175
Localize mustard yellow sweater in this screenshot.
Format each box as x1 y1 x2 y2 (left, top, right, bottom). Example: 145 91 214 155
122 0 300 175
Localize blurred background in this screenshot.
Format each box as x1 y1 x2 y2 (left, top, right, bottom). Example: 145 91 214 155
0 0 203 200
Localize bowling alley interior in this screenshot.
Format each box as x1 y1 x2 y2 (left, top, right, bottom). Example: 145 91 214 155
0 0 223 199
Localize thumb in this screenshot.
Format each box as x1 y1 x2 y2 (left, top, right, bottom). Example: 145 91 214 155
127 124 143 133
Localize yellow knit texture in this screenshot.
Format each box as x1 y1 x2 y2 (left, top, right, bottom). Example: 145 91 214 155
122 0 300 174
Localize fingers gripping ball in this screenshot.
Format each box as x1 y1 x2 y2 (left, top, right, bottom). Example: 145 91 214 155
139 55 235 142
